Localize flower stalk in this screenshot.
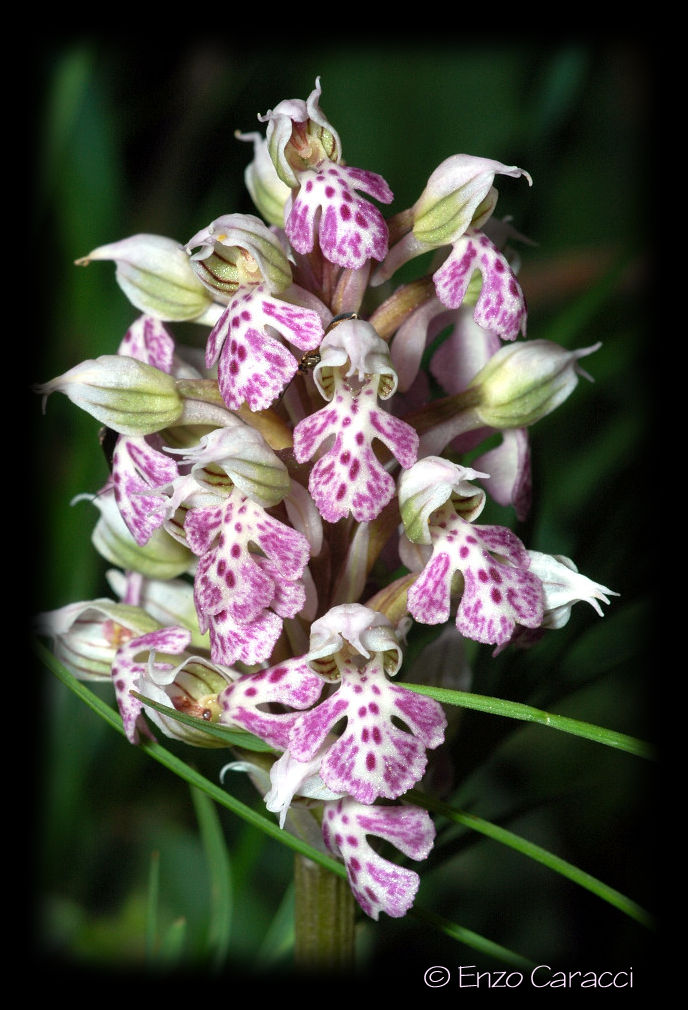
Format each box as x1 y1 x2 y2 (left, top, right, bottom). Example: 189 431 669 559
293 855 356 972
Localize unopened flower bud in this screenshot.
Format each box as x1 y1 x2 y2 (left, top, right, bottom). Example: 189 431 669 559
186 213 292 298
36 355 184 436
413 155 532 247
91 489 193 580
34 599 159 681
76 234 217 322
237 132 291 227
467 340 602 429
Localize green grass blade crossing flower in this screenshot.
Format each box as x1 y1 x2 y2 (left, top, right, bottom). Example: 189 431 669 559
402 682 654 758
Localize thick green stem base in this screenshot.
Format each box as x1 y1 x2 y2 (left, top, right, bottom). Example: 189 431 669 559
293 855 356 973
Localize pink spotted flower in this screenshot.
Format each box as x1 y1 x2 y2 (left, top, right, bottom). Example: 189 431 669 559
399 457 544 647
185 213 326 411
293 317 418 523
258 79 394 270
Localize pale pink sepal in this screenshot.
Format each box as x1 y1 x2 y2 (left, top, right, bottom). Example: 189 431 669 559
307 603 403 677
473 428 532 521
429 306 502 395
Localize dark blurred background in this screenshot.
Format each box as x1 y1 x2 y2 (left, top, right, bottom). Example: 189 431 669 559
30 38 654 987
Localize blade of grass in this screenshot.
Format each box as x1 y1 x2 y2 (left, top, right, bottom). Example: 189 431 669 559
257 882 295 966
190 785 233 969
158 918 188 965
145 849 161 963
411 791 654 929
401 681 654 759
130 690 275 752
411 906 535 969
35 639 345 875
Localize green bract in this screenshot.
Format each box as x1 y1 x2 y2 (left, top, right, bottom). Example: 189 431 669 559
36 355 184 435
77 234 217 322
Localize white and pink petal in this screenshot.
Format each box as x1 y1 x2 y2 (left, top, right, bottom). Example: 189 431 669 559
322 797 436 920
286 163 393 270
219 658 324 751
111 435 179 546
205 285 324 411
111 626 191 743
433 230 527 341
117 315 175 373
288 658 446 805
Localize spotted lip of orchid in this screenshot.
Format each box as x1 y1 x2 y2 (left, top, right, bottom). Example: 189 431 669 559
285 162 394 271
322 798 436 920
288 650 446 806
399 458 544 647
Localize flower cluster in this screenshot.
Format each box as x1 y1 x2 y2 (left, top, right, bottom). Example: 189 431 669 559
35 78 615 922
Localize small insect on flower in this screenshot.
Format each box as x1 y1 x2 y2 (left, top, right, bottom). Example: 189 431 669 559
298 313 360 373
298 349 322 373
326 311 359 333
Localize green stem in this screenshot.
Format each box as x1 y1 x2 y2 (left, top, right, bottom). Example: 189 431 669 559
293 854 356 973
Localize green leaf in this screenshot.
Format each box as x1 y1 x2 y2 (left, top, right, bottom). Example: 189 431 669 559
145 849 161 962
411 792 654 929
411 906 535 969
190 786 233 968
401 681 654 759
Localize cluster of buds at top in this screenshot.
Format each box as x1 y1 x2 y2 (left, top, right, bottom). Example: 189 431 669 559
35 78 616 922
